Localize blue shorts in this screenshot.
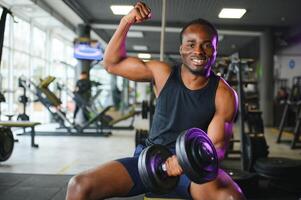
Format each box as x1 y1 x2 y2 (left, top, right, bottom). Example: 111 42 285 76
116 144 192 199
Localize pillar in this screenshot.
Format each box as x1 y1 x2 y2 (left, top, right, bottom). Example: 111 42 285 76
259 29 274 126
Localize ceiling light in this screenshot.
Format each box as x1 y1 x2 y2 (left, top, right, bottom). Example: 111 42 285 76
110 5 134 15
138 53 151 59
218 8 246 19
133 45 148 51
127 31 144 38
22 6 35 12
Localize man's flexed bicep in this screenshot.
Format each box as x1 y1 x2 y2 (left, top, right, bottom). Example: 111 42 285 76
104 58 165 82
103 2 155 82
207 79 238 162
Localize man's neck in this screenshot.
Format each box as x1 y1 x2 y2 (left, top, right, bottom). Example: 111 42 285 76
180 65 210 90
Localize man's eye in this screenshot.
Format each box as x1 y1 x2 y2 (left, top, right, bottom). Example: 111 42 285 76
189 44 194 48
203 43 213 49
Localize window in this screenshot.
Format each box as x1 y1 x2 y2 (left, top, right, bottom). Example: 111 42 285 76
12 51 29 114
32 26 46 58
13 17 30 53
32 58 46 81
0 47 10 90
51 38 64 61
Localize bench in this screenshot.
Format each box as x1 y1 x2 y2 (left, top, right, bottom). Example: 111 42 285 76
0 121 41 148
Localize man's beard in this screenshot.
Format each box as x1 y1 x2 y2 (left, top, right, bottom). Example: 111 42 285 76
183 63 209 76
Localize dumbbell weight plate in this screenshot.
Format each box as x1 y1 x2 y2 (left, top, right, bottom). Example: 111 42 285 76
138 144 179 194
176 128 218 184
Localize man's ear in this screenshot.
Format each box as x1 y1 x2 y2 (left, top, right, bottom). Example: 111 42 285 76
179 45 183 54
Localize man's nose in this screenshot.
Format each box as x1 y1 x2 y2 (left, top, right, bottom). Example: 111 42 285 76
194 45 204 54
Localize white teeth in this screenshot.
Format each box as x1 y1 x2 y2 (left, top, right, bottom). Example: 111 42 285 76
192 59 205 64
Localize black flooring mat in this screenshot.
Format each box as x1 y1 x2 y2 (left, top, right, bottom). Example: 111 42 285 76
0 173 72 200
0 172 300 200
0 173 143 200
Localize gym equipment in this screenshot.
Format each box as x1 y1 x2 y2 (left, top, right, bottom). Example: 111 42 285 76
17 77 30 121
275 78 289 102
254 157 301 180
229 59 301 196
141 100 149 119
138 144 179 194
222 59 267 195
254 157 301 193
138 128 218 194
176 128 218 183
141 100 155 120
0 121 41 147
57 81 138 131
135 129 148 146
18 76 115 135
291 109 301 148
242 133 269 172
277 76 301 148
0 127 14 162
100 106 138 130
0 91 5 120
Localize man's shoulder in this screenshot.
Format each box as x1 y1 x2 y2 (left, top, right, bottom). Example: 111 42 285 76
216 77 237 102
148 60 173 77
147 60 173 69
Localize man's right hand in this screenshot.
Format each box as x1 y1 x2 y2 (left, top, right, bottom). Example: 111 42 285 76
123 2 151 24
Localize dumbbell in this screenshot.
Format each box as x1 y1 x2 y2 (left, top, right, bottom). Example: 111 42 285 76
138 128 218 194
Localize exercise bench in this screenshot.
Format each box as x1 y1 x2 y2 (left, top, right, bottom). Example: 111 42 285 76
0 121 41 148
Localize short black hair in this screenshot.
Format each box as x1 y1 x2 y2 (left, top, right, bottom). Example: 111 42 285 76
180 18 218 43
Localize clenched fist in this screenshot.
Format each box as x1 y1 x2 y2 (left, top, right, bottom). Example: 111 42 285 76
164 155 183 176
123 2 152 24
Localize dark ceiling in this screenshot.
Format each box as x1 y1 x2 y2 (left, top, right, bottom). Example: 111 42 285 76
63 0 301 64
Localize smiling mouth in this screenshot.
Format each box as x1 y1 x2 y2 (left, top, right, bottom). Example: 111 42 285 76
191 57 207 66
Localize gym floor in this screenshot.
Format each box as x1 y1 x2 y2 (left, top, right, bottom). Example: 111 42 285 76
0 116 301 199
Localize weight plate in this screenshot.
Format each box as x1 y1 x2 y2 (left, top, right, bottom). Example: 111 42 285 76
242 134 269 171
0 128 14 162
138 144 179 194
254 157 301 180
176 128 218 184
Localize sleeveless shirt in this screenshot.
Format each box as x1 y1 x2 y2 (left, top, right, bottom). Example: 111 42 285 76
146 66 220 147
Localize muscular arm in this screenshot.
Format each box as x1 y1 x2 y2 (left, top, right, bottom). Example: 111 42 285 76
103 2 167 83
207 79 238 162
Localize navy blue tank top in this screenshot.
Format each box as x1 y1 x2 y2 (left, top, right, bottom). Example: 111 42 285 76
146 66 220 147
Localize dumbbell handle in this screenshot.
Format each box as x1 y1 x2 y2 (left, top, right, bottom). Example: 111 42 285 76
160 160 182 174
161 163 167 172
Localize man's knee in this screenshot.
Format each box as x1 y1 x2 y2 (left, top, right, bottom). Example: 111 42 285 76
67 174 92 200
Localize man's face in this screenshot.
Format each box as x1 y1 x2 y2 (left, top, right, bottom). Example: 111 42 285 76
179 24 218 76
80 73 88 80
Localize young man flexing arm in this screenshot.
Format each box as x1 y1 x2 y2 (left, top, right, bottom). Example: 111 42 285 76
66 2 245 200
103 2 170 95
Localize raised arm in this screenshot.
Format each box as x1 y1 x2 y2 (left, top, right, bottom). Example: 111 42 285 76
207 79 238 162
103 2 166 82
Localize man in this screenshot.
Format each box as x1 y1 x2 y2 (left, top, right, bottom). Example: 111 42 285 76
66 2 245 200
73 71 91 122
